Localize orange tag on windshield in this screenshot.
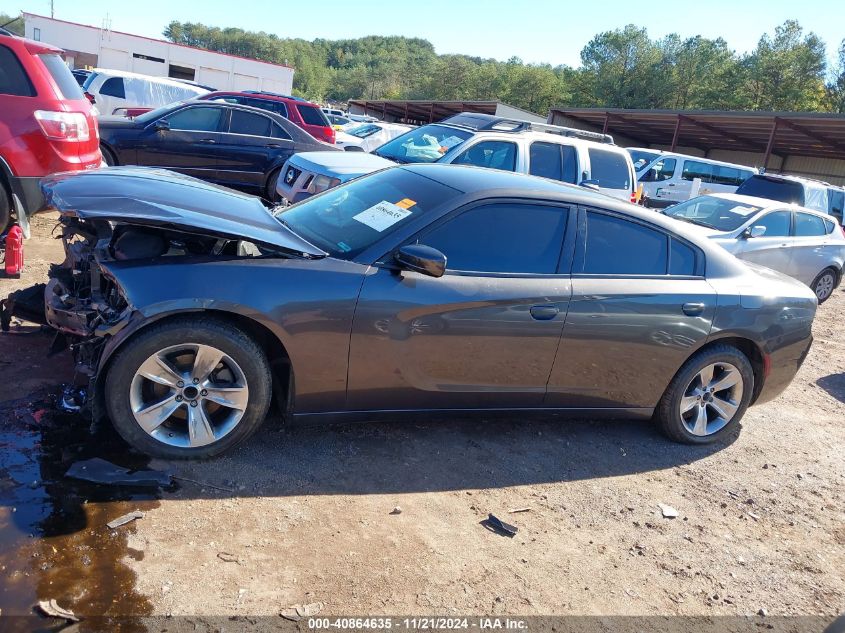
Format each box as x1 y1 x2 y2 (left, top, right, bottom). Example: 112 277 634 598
395 198 417 209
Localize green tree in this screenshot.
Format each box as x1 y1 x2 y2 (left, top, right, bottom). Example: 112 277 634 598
0 12 24 35
827 38 845 113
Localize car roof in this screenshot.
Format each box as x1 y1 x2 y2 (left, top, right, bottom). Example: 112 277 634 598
700 192 832 217
204 90 319 107
746 172 833 188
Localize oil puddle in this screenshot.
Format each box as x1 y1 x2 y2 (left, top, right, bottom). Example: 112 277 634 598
0 385 163 629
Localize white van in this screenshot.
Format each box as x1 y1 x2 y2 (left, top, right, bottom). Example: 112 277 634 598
627 148 758 209
82 69 209 116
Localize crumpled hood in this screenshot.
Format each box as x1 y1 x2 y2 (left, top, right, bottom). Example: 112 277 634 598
40 167 326 257
288 150 395 181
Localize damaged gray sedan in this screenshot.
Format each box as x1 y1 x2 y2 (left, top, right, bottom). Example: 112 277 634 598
4 165 818 458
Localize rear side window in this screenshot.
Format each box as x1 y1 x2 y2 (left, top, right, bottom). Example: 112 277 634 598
794 212 827 237
296 104 329 126
588 149 631 190
0 44 35 96
682 160 715 183
99 77 125 98
713 166 746 186
37 53 84 100
271 122 292 140
669 239 697 276
421 203 568 274
237 96 288 119
165 106 222 132
529 142 577 184
229 109 273 137
580 212 667 275
736 176 804 205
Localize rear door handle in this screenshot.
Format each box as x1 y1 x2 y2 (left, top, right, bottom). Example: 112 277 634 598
265 143 284 149
197 138 216 144
530 305 559 320
682 302 705 316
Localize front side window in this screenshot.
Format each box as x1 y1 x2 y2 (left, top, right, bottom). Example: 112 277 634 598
0 44 35 96
580 212 667 275
588 148 631 190
228 109 272 137
752 211 791 237
420 203 568 274
794 212 827 237
165 106 222 132
277 168 456 259
452 141 517 172
628 149 661 172
664 195 763 232
374 124 472 163
99 77 126 98
641 158 676 182
681 160 714 183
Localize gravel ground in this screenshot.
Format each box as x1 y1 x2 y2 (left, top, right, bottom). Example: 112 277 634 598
1 211 843 620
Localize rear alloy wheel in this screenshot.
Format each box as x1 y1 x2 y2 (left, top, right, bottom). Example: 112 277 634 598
656 345 753 444
811 268 837 303
105 317 272 459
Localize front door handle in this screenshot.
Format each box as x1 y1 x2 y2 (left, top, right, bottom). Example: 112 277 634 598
197 138 216 144
530 305 559 320
682 302 705 316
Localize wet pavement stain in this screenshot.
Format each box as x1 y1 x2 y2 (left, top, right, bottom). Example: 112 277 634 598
0 383 165 630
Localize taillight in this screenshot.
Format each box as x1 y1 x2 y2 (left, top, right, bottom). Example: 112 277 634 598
630 191 637 203
326 127 336 144
84 91 95 104
34 111 91 142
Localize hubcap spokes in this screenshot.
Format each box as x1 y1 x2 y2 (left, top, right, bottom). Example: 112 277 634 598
680 362 743 437
816 274 834 300
130 344 248 448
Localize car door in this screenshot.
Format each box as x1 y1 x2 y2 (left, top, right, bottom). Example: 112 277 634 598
346 200 576 411
732 209 794 276
215 108 295 193
789 211 836 285
137 104 223 180
545 208 715 410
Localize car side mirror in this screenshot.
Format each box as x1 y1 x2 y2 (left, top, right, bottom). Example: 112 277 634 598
744 225 767 239
394 244 446 278
579 179 600 192
154 119 170 131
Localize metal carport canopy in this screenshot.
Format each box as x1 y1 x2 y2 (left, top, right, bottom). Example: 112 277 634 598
547 108 845 165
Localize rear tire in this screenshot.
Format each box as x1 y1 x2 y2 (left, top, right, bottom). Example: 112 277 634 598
0 181 10 235
810 268 837 303
655 344 754 445
101 145 117 167
104 316 272 459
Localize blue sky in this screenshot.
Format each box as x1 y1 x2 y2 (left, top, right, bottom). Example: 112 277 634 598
5 0 843 67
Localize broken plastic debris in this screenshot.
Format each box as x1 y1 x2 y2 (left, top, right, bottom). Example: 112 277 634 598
280 601 325 621
659 504 679 518
65 458 172 488
508 507 531 513
58 385 87 412
217 552 240 563
482 513 518 537
36 599 79 622
106 510 144 529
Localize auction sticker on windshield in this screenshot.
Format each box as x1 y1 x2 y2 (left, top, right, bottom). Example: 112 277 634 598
353 201 413 232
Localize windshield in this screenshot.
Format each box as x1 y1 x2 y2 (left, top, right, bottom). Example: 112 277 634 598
628 149 662 172
275 168 458 259
134 101 189 123
374 124 472 163
348 124 381 139
664 196 764 232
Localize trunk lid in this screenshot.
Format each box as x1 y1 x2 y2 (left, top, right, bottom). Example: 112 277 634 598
41 167 327 256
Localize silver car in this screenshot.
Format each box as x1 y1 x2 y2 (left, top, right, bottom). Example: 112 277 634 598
664 193 845 302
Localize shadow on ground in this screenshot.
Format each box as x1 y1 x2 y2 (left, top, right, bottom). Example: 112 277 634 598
816 373 845 404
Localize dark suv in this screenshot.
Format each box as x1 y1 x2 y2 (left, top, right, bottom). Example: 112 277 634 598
736 174 845 224
0 31 101 235
199 91 335 144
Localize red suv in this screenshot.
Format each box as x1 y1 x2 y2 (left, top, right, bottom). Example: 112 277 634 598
0 31 101 235
199 91 335 144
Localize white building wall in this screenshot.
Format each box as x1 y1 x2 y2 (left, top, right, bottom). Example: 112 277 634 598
23 13 294 94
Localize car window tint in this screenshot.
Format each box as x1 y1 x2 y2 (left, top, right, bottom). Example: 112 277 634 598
453 141 517 171
561 146 578 183
794 212 827 237
0 44 35 96
669 239 696 275
681 160 715 183
271 122 291 140
588 148 631 190
99 77 125 98
297 104 328 126
714 166 743 186
38 53 84 100
229 109 272 137
529 142 562 181
753 211 791 237
829 189 844 219
823 218 835 233
646 157 676 182
581 212 667 275
165 107 222 132
735 176 804 205
422 204 568 274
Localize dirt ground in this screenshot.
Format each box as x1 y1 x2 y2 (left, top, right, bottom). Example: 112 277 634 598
1 211 843 622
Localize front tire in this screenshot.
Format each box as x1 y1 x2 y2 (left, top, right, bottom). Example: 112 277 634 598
265 167 282 204
655 344 754 444
104 317 272 459
810 268 837 303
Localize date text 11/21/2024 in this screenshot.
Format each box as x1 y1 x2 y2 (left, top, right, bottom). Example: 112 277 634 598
306 618 528 630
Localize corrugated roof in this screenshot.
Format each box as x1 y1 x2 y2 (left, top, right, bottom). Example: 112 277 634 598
348 100 541 124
